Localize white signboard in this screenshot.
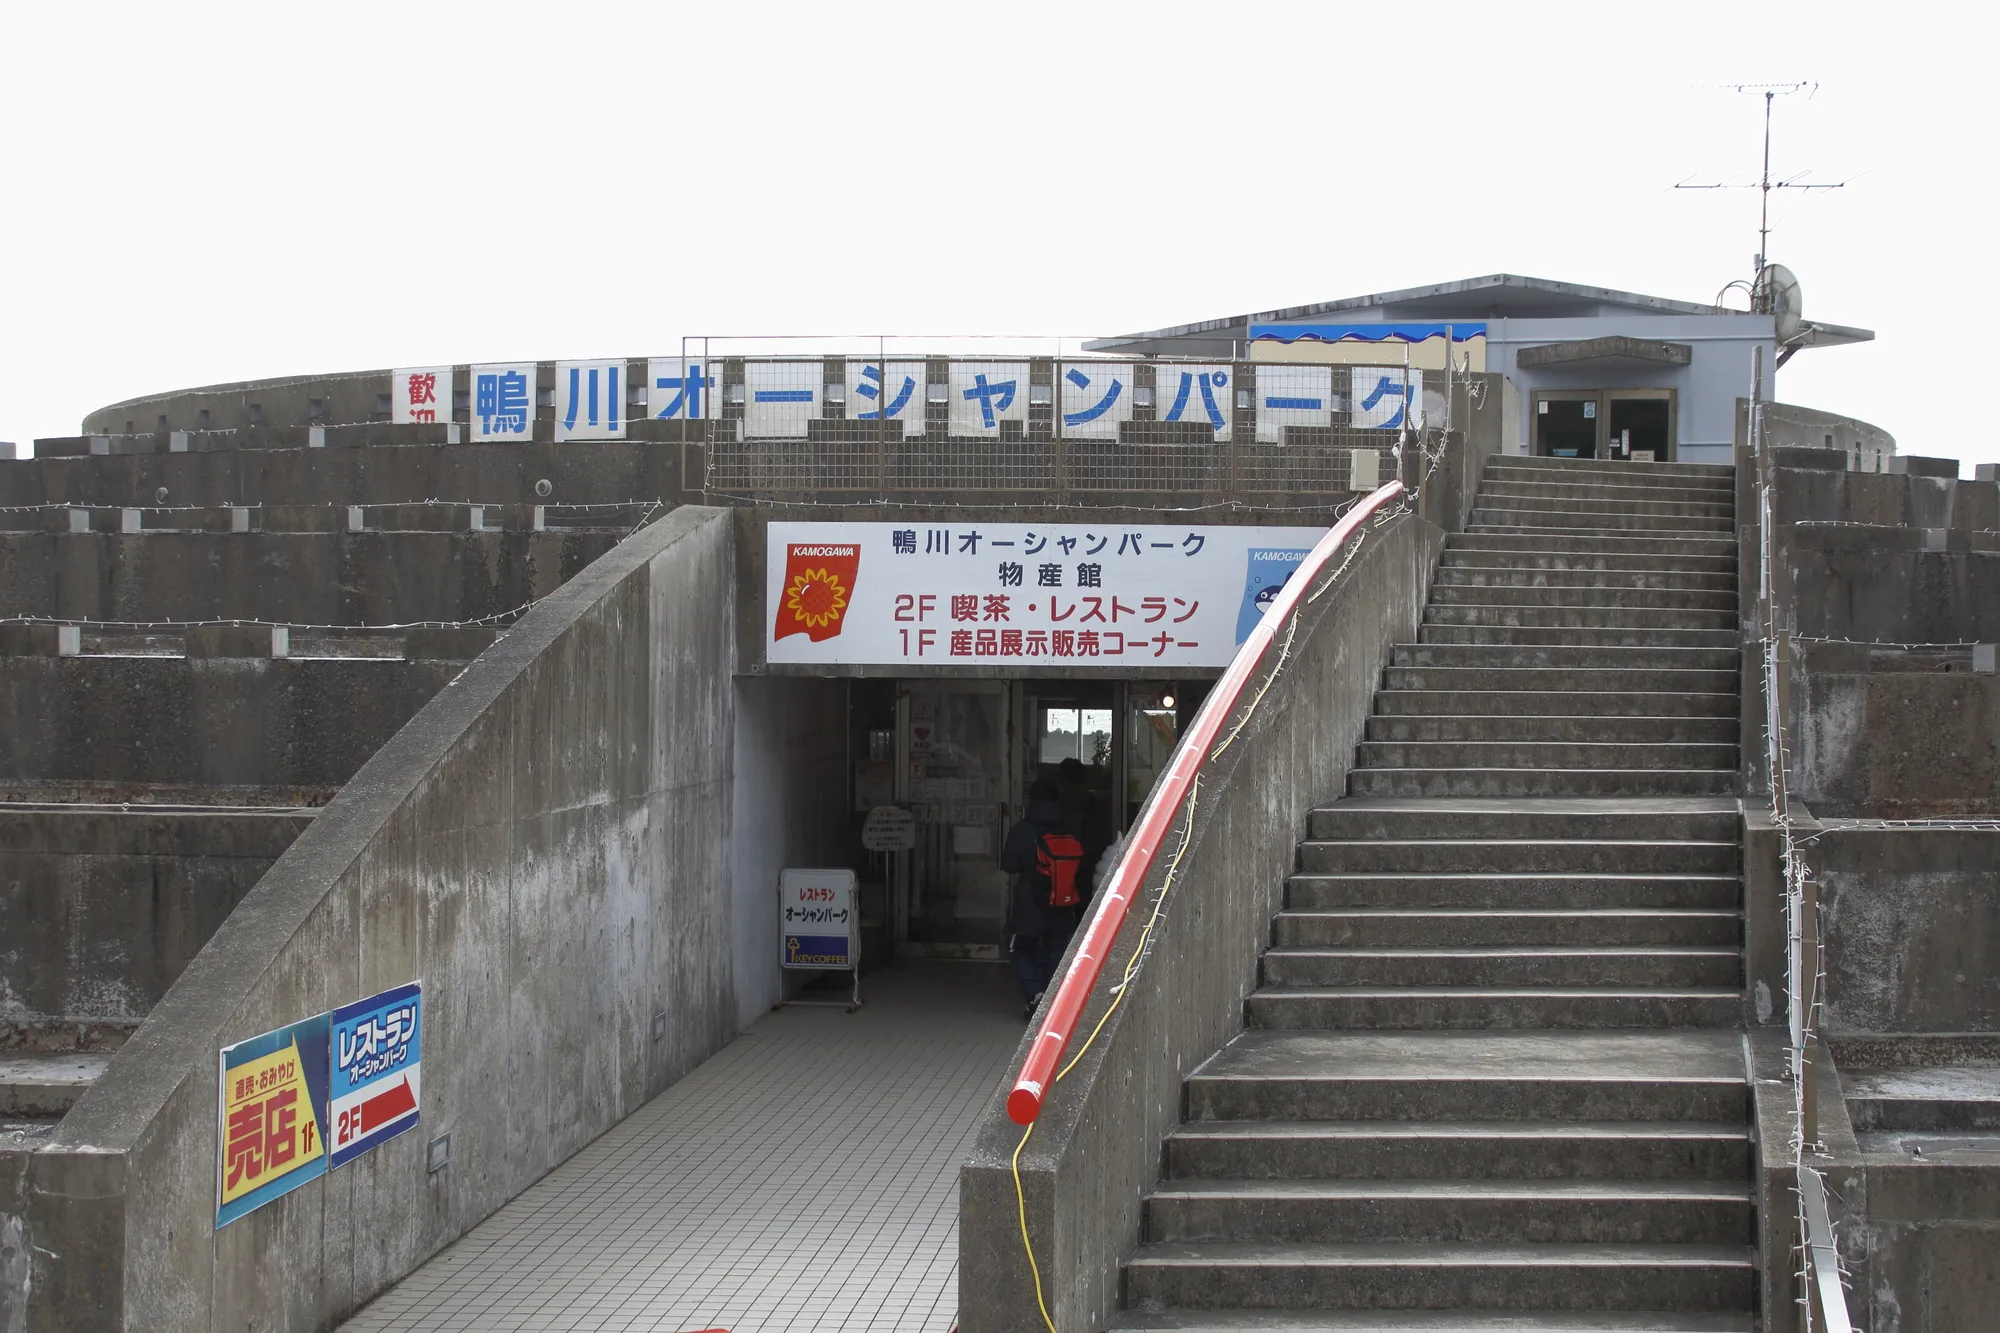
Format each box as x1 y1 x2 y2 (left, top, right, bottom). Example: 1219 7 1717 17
392 367 452 425
555 360 627 441
746 361 821 438
765 521 1328 669
779 868 857 970
648 357 714 421
470 362 536 441
860 804 917 851
1351 366 1422 430
1255 365 1334 443
846 360 927 431
1157 363 1234 438
1058 362 1131 440
949 361 1029 436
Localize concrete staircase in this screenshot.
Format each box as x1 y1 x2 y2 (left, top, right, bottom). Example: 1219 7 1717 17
1117 456 1755 1331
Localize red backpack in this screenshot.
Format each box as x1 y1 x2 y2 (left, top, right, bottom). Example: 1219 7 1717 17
1034 831 1086 908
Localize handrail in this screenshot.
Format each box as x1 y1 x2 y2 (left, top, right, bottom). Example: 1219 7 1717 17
1752 363 1859 1332
1006 479 1408 1125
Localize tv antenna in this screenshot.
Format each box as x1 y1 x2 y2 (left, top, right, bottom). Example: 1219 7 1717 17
1675 82 1847 312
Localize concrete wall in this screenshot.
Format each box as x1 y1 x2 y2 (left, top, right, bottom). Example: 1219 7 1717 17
0 808 313 1048
0 656 466 795
1792 643 2000 817
0 438 689 509
8 506 740 1332
959 505 1442 1333
1815 824 2000 1036
0 530 618 624
1760 399 1897 472
729 677 851 1026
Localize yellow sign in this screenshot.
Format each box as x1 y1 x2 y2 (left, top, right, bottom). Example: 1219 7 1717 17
219 1038 324 1207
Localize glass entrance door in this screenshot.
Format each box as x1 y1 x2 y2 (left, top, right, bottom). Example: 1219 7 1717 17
897 683 1011 956
1535 390 1676 461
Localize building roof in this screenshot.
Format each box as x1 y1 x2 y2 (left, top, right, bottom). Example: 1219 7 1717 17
1084 272 1873 355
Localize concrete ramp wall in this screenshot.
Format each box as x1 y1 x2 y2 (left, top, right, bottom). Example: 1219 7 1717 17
7 506 740 1332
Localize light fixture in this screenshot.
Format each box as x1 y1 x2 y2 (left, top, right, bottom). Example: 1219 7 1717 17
1159 691 1176 710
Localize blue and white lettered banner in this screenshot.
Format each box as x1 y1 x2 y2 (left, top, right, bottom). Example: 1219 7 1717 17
470 363 535 442
555 360 626 441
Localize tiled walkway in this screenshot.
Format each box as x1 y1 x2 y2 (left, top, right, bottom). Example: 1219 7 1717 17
340 962 1025 1333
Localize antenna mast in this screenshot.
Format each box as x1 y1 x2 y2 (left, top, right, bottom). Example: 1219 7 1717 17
1675 82 1846 310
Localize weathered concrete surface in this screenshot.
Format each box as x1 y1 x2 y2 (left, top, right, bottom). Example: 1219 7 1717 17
1816 823 2000 1036
1779 522 2000 645
959 504 1441 1333
12 506 739 1332
1756 398 1897 472
0 807 313 1048
1774 466 1994 531
1792 643 2000 817
0 656 466 792
0 530 618 624
0 438 688 509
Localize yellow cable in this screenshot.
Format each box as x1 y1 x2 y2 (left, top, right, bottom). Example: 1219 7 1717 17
1011 779 1202 1333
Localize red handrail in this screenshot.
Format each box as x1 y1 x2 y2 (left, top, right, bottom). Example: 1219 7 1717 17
1006 480 1408 1124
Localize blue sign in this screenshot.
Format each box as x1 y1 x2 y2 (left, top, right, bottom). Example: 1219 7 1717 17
1236 547 1311 643
327 982 423 1169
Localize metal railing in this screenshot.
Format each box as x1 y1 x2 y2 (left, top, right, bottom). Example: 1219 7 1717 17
1751 350 1859 1333
1006 478 1408 1124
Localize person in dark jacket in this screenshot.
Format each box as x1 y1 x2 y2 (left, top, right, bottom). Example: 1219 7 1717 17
1001 778 1083 1021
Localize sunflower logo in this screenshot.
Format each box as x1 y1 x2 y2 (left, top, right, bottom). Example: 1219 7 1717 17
785 567 849 628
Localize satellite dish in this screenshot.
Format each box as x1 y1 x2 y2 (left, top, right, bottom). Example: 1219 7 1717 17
1756 263 1805 343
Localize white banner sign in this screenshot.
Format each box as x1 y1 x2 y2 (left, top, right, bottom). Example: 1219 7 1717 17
1351 366 1422 430
766 521 1328 669
1158 363 1234 437
746 361 821 438
648 357 714 421
948 361 1029 436
845 360 927 431
1254 365 1334 443
469 363 536 442
555 359 627 441
392 367 452 426
1058 362 1131 440
779 868 857 970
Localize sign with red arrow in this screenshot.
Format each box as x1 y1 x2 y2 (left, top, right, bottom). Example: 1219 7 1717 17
328 981 423 1169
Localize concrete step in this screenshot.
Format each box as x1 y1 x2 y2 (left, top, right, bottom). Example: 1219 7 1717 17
1486 456 1737 482
1271 909 1741 947
1355 742 1740 772
1467 526 1736 544
1391 644 1739 670
1162 1120 1753 1183
1287 875 1741 912
1473 497 1735 521
1298 837 1739 875
1422 605 1737 630
1347 769 1739 799
1306 799 1739 844
1434 568 1738 592
1121 1241 1756 1312
1185 1030 1750 1122
1110 1310 1756 1331
1364 715 1738 745
1448 533 1737 558
1143 1179 1754 1246
1418 626 1738 648
1429 586 1736 611
0 1052 113 1116
1262 948 1742 989
1469 511 1734 534
1246 987 1742 1030
1381 666 1738 694
1442 549 1738 575
1372 691 1739 719
1479 481 1740 507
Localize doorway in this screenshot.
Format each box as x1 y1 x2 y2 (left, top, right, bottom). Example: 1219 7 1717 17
1534 389 1676 461
896 682 1012 955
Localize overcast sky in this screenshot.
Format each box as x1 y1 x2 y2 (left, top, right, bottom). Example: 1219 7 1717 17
2 2 1991 463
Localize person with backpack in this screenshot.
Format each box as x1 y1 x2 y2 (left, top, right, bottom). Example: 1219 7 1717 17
1001 777 1087 1021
